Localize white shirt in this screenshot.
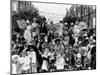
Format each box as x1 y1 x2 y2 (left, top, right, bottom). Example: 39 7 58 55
32 23 38 28
12 63 17 74
55 56 65 70
44 36 48 42
28 51 36 64
87 51 91 59
48 52 55 60
63 36 69 45
12 55 20 74
24 29 32 43
42 60 48 70
41 49 49 70
59 23 63 36
19 56 30 71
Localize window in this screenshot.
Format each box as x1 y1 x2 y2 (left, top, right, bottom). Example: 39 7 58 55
93 17 96 28
78 13 81 17
84 7 87 14
12 2 18 12
93 6 96 10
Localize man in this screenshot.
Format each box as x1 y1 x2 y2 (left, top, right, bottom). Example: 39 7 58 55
57 21 64 37
90 46 96 69
63 22 68 32
41 17 48 35
69 22 74 32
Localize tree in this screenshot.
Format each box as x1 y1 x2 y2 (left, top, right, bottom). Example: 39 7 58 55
12 2 45 33
63 16 81 25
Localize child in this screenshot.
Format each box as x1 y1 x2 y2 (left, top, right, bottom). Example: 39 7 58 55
75 52 83 70
41 48 49 72
48 49 56 72
19 51 30 74
27 46 37 73
12 54 19 74
54 53 65 71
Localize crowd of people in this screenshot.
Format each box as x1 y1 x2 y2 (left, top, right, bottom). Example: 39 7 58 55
11 17 96 74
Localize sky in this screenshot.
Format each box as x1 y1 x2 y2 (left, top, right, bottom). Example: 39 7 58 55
32 2 72 23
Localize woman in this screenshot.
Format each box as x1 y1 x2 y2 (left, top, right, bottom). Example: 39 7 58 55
24 26 32 45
